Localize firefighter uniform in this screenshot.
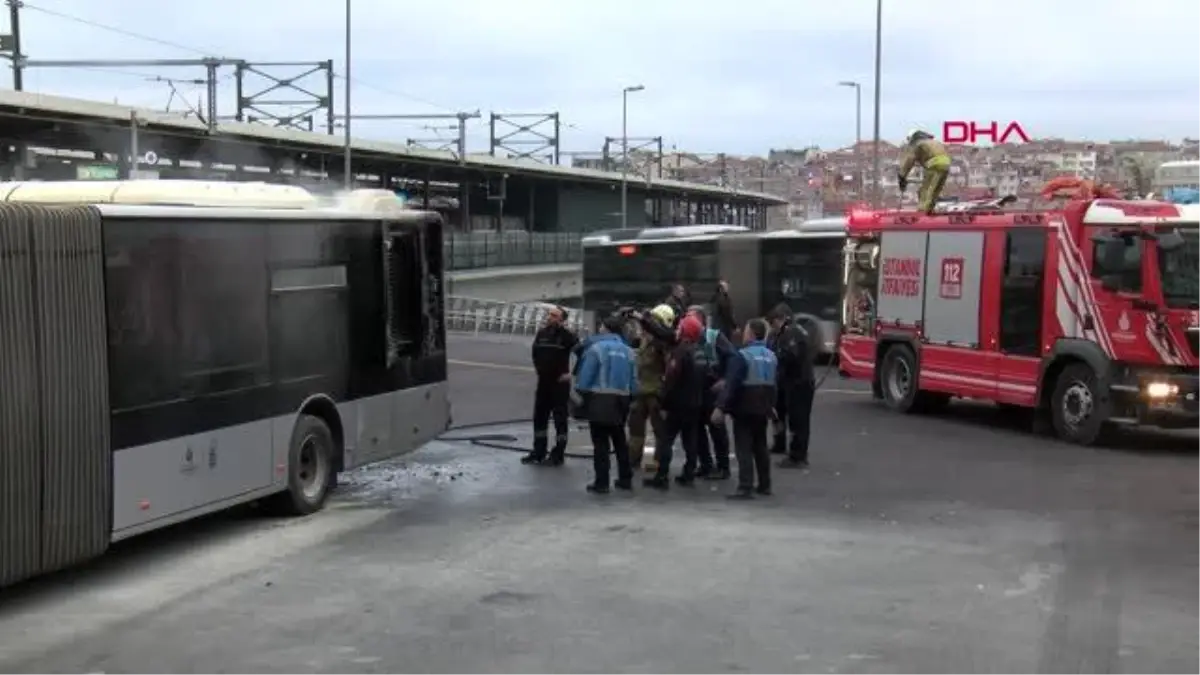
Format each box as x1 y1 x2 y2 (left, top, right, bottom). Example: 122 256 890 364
715 334 778 499
627 305 675 468
575 328 638 493
524 317 580 466
899 130 952 213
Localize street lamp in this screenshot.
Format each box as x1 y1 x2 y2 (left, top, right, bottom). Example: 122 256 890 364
342 0 352 189
839 80 864 197
837 81 862 146
870 0 883 207
621 84 645 228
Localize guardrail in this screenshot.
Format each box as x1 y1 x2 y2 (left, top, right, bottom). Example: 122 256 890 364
445 231 584 271
446 296 590 337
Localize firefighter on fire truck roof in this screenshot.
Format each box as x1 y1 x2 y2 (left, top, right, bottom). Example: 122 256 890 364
898 128 952 214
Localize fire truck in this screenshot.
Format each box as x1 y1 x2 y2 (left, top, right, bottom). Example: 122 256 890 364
837 183 1199 445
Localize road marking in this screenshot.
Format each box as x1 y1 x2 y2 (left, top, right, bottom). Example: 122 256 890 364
449 358 536 373
448 359 871 395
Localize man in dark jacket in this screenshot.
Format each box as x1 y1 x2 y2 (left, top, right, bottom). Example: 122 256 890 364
645 315 706 489
664 284 690 327
767 303 814 469
575 315 638 493
523 306 579 466
713 319 778 499
687 305 736 481
710 280 736 340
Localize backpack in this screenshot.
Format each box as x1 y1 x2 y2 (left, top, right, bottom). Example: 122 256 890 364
699 328 719 372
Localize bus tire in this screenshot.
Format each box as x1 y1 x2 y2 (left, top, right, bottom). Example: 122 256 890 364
267 414 336 516
880 344 920 413
1049 363 1108 446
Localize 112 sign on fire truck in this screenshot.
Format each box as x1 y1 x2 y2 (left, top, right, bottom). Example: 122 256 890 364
838 179 1199 445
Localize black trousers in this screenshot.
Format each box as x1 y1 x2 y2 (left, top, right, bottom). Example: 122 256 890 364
532 380 570 458
655 409 699 479
733 415 771 492
590 422 632 486
696 397 731 471
771 383 814 462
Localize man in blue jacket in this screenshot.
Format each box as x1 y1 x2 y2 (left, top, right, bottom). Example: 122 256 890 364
575 315 639 494
712 318 778 500
687 305 737 481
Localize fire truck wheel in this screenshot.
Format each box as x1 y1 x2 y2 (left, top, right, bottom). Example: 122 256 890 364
880 344 920 413
1050 363 1107 446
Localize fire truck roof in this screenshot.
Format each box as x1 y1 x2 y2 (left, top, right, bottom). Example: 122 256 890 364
848 199 1200 233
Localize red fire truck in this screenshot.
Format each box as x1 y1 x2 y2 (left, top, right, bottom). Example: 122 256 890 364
837 185 1199 445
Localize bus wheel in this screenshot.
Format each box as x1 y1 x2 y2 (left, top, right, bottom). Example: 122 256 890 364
880 344 919 413
268 414 335 516
1050 363 1107 446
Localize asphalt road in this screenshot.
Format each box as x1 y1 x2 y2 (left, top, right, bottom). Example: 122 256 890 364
0 333 1195 673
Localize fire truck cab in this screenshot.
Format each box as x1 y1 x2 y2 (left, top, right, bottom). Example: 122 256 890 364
838 197 1199 445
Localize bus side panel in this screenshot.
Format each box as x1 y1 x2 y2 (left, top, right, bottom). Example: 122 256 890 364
35 206 111 572
719 235 761 328
0 205 43 586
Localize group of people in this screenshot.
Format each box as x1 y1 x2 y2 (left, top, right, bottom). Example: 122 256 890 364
525 282 816 501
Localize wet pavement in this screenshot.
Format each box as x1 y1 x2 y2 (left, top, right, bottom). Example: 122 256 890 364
0 333 1195 673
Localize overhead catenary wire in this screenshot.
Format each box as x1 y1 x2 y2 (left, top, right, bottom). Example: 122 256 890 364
17 2 472 123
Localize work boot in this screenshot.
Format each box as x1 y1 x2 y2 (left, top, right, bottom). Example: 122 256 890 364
546 440 567 466
586 482 610 494
642 475 670 491
704 467 731 481
520 452 546 465
614 478 634 491
727 489 755 500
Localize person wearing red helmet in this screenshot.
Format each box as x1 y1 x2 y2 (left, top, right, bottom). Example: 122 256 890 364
644 315 706 489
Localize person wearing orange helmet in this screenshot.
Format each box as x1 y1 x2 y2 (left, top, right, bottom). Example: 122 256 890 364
644 315 706 489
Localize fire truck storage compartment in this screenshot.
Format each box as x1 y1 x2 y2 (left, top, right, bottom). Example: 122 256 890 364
876 231 927 328
922 231 984 347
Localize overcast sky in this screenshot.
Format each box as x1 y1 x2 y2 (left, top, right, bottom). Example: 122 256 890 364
9 0 1200 157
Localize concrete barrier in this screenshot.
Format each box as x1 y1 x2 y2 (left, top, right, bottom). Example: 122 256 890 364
446 263 581 303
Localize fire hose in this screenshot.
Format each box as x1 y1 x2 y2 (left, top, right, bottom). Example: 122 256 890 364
436 353 843 461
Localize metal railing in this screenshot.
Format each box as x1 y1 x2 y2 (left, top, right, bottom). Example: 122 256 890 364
445 231 584 271
445 296 590 337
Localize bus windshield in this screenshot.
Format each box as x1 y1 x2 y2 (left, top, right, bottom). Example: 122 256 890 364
1158 226 1200 309
760 237 844 320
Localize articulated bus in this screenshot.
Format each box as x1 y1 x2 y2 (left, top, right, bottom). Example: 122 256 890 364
580 220 847 357
0 180 451 587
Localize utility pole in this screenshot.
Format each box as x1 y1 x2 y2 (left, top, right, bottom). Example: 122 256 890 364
4 0 23 90
342 0 352 188
871 0 884 208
